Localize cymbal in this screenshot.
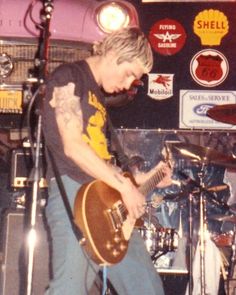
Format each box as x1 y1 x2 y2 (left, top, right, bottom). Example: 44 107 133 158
167 142 236 169
207 104 236 125
229 203 236 212
164 192 186 202
164 185 227 202
205 184 228 192
209 214 236 223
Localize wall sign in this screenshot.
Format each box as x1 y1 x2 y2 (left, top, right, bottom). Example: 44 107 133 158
190 49 229 87
179 89 236 129
193 9 229 46
148 18 186 56
147 73 174 100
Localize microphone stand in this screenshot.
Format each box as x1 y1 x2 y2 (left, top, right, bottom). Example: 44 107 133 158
26 1 53 295
229 224 236 279
178 170 209 295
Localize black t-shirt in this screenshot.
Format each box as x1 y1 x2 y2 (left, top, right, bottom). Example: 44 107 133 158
42 60 111 183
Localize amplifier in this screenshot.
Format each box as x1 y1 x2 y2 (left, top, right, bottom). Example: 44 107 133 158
0 210 115 295
10 148 47 188
0 209 50 295
0 41 91 129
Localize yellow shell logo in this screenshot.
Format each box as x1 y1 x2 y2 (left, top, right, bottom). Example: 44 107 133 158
194 9 229 46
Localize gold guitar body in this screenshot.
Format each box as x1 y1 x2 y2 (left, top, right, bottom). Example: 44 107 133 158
73 162 168 265
74 177 133 265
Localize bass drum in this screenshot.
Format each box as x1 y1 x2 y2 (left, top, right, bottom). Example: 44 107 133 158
211 231 234 247
139 224 179 255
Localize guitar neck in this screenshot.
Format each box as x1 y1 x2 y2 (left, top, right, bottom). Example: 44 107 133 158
139 166 166 196
117 165 167 224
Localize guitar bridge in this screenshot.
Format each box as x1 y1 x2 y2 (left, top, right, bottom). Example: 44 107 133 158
107 200 126 232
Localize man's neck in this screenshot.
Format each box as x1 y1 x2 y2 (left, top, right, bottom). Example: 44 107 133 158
86 55 102 86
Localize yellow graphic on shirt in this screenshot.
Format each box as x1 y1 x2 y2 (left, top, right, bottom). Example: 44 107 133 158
82 91 111 160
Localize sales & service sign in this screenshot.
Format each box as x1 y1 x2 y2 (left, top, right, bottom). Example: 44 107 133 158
179 90 236 129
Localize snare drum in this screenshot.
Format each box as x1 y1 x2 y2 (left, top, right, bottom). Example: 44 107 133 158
156 227 179 252
139 224 157 255
140 225 179 255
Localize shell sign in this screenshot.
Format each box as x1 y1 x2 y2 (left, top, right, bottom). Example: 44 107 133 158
193 9 229 46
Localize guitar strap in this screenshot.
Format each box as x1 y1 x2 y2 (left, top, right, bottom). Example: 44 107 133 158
106 114 132 173
45 114 128 241
46 145 84 241
46 146 110 290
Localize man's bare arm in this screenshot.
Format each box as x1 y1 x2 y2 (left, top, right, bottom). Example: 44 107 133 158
51 82 145 219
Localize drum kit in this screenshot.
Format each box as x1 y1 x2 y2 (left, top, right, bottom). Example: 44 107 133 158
139 206 179 257
139 104 236 294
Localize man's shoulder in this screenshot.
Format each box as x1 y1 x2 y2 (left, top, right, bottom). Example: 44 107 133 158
53 60 85 74
47 60 86 86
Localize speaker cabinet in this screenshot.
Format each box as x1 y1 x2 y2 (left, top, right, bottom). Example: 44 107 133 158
10 148 47 188
0 210 50 295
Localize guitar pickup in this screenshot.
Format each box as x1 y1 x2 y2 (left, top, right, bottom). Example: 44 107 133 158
107 201 125 232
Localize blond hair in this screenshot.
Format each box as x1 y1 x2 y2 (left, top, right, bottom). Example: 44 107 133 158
93 27 153 73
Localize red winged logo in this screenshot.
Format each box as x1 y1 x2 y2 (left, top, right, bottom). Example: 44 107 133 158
153 75 172 89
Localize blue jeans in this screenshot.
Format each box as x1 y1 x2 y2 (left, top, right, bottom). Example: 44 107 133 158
45 175 165 295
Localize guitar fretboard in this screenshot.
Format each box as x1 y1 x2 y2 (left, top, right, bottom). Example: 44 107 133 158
116 165 166 223
139 166 166 196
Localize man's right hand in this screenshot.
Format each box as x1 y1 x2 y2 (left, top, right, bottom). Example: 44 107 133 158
119 177 146 220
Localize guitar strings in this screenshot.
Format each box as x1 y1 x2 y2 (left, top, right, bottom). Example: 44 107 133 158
140 167 166 195
113 167 167 224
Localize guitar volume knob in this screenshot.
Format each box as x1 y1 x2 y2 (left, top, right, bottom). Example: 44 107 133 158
114 234 121 243
106 241 113 250
119 243 127 251
112 249 120 257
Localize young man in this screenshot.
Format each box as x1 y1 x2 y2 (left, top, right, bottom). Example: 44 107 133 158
43 27 172 295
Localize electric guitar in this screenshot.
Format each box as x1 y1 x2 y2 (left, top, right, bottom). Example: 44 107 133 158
73 163 169 265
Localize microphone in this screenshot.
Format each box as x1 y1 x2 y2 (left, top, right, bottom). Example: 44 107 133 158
177 171 200 190
177 171 229 210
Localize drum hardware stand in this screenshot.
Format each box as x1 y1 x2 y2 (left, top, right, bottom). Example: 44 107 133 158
177 171 196 295
146 202 152 228
25 1 53 295
229 224 236 279
183 167 208 295
225 224 236 295
151 250 169 262
167 141 236 294
198 164 208 295
188 192 194 295
144 201 170 262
